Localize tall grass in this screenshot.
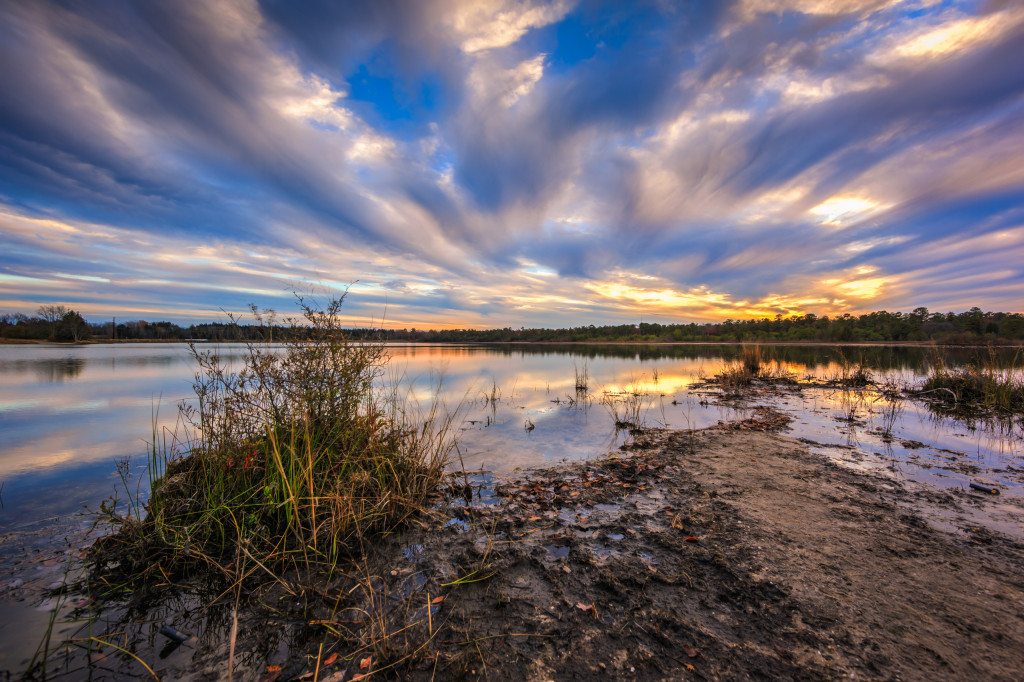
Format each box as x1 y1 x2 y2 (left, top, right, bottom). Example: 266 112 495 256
90 293 460 588
822 350 873 387
601 384 645 433
715 345 795 389
920 350 1024 414
573 361 590 393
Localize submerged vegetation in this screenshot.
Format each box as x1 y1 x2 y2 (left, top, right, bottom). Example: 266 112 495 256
713 345 797 390
89 294 459 591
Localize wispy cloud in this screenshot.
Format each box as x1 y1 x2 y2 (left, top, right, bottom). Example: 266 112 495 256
1 0 1022 326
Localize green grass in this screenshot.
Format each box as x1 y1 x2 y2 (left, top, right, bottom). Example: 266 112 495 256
89 293 459 590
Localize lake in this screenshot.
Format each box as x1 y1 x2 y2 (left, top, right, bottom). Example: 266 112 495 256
0 341 1022 671
1 343 1022 532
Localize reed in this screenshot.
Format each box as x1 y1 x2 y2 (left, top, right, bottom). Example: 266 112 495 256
601 387 645 433
715 345 795 389
89 293 460 590
920 350 1024 414
573 361 590 393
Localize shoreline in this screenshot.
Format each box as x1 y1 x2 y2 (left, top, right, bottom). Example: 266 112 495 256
3 337 1024 349
43 426 1024 680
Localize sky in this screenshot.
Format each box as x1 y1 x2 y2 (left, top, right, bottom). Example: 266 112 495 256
1 0 1023 329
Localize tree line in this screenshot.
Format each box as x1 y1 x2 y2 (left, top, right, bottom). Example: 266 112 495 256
2 305 1022 344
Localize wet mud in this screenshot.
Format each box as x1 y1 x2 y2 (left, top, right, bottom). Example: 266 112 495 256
17 423 1024 681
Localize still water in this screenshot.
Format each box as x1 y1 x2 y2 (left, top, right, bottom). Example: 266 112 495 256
1 342 1023 671
1 342 1022 535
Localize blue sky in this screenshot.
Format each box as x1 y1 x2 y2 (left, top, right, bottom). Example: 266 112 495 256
1 0 1023 327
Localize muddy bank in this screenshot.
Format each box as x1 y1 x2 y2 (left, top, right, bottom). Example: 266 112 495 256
398 429 1024 681
32 427 1024 680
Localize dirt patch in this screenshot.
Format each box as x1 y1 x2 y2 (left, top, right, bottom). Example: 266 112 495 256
36 428 1024 680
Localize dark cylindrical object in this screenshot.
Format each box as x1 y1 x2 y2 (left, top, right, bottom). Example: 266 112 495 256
969 482 999 495
159 625 190 644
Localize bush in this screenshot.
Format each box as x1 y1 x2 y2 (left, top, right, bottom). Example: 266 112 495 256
89 294 459 588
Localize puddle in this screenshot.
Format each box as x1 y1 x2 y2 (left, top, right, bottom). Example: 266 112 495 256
398 571 428 599
545 544 570 559
778 387 1024 500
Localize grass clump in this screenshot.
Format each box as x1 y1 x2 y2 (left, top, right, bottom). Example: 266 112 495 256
89 293 458 589
574 361 590 393
821 350 873 387
715 345 796 390
919 351 1024 414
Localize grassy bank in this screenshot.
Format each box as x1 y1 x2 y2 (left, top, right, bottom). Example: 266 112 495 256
88 295 459 592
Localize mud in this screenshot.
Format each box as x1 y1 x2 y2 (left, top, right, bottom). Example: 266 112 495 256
24 425 1024 681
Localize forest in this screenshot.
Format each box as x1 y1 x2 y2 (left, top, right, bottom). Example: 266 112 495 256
2 305 1023 344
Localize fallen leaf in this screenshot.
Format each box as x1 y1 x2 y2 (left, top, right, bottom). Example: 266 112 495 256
562 566 571 573
569 491 580 497
322 653 338 666
431 595 445 604
320 673 347 682
528 516 542 521
266 665 282 672
360 656 372 669
684 647 698 658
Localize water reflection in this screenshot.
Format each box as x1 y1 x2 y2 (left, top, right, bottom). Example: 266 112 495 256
0 342 1020 528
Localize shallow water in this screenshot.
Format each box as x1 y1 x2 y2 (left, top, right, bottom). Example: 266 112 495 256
1 342 1021 529
0 341 1022 673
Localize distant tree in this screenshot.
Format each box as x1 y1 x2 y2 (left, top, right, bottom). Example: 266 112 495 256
57 310 91 342
38 304 71 340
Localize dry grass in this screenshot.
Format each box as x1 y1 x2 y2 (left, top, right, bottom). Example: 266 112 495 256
88 293 460 592
920 350 1024 414
715 345 796 390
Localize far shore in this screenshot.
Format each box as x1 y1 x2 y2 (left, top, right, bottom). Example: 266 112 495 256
3 336 1023 348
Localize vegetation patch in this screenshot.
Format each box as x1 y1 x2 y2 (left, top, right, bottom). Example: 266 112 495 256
87 295 459 594
918 352 1024 415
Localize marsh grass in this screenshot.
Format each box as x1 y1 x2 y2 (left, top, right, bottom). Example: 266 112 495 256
715 345 796 390
573 361 590 394
920 350 1024 414
823 351 874 387
601 385 646 433
874 378 906 437
88 293 460 592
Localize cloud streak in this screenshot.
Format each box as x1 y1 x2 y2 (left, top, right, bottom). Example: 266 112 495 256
1 0 1022 325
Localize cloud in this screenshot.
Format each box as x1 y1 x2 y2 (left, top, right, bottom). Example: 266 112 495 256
453 0 575 53
1 0 1022 326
